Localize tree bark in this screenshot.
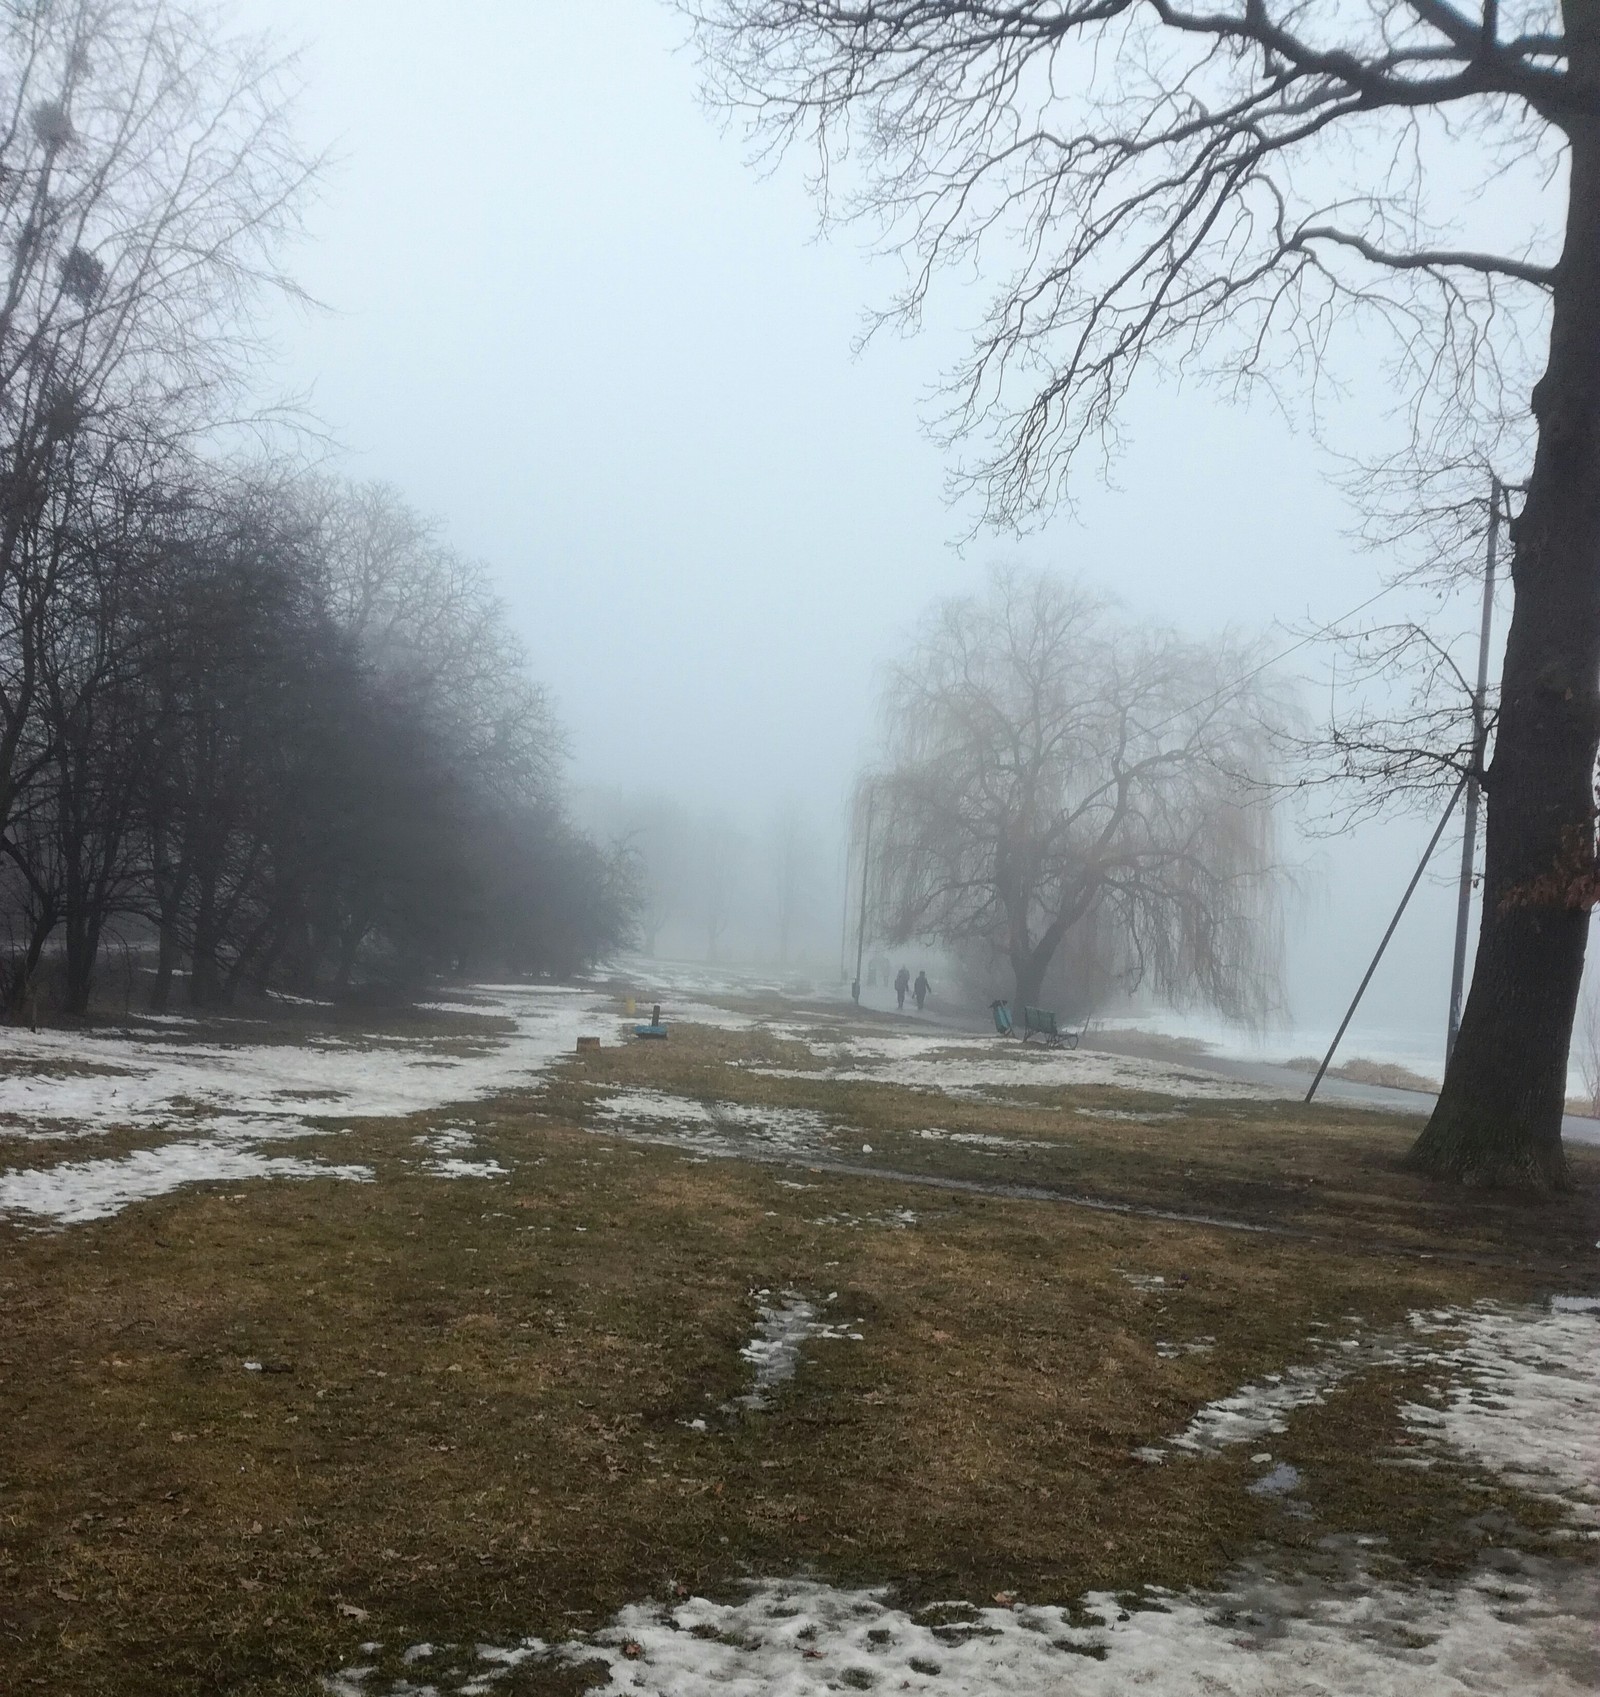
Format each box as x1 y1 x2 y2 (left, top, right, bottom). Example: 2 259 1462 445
62 909 98 1017
1408 61 1600 1192
151 917 180 1013
10 904 55 1014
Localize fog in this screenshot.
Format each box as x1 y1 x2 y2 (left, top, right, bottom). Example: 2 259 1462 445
235 0 1507 1069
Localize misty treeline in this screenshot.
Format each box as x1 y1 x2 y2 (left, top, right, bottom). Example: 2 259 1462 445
582 791 835 972
856 570 1285 1018
0 0 630 1013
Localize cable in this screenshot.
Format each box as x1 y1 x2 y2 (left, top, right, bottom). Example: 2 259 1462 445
1141 578 1406 741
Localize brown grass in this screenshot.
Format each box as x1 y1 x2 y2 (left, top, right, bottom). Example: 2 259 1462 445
0 1012 1594 1694
1284 1055 1439 1094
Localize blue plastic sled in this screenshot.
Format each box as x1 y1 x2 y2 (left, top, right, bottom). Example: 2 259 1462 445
990 999 1014 1036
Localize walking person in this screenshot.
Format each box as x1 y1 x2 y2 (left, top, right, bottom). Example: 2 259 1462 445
894 965 911 1011
913 969 931 1013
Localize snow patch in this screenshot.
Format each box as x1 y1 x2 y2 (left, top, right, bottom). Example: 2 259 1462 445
424 1158 508 1180
1401 1299 1600 1525
755 1029 1274 1103
723 1289 863 1413
1139 1294 1600 1521
593 1088 835 1162
0 986 611 1225
911 1127 1053 1150
325 1560 1599 1696
0 1139 373 1225
1156 1336 1216 1359
808 1208 919 1231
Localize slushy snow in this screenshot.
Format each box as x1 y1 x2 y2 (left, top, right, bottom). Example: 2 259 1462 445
323 1291 1600 1697
0 986 612 1224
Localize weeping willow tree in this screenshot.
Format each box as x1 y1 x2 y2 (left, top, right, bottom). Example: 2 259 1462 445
860 569 1285 1015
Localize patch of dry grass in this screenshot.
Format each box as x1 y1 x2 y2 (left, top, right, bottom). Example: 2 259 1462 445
1284 1055 1439 1094
0 1013 1594 1694
540 1020 1600 1261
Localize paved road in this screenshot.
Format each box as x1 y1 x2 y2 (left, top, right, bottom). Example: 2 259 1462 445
820 982 1600 1150
1102 1045 1600 1149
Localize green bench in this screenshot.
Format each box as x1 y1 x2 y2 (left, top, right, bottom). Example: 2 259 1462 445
1022 1006 1082 1050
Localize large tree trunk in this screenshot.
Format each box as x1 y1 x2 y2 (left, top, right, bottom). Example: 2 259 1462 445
1011 946 1047 1008
150 917 180 1013
62 910 97 1017
1407 96 1600 1192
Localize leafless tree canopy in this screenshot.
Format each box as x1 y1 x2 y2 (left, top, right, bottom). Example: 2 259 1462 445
863 567 1285 1016
690 2 1600 1191
686 1 1562 527
0 5 636 1013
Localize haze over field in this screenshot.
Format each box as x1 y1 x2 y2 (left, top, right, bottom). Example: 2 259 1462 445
234 0 1505 1066
1 7 1596 1694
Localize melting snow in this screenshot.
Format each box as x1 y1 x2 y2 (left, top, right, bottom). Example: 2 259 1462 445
1139 1294 1600 1508
325 1293 1600 1696
911 1127 1053 1150
0 1134 374 1225
723 1289 863 1413
753 1029 1274 1103
325 1561 1599 1696
412 1122 507 1180
1156 1336 1216 1359
424 1158 507 1180
809 1207 919 1230
0 987 611 1224
593 1088 835 1161
1401 1299 1600 1526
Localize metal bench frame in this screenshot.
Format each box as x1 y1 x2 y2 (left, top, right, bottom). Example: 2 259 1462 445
1021 1006 1085 1050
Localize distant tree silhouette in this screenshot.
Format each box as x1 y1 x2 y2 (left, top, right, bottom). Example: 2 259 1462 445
690 1 1599 1190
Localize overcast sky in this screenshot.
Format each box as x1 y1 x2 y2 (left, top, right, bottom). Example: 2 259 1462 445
231 0 1528 1062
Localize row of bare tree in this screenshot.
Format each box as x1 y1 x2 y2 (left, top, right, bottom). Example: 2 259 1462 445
2 468 634 1014
0 1 630 1012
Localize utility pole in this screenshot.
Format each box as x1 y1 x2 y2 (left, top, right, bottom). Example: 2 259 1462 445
1445 477 1502 1071
851 788 874 1006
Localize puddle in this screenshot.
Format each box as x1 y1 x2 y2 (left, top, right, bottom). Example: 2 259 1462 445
1248 1462 1303 1497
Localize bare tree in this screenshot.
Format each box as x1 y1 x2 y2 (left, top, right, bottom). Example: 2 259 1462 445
0 0 313 833
687 1 1596 1191
617 795 697 957
863 568 1283 1014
